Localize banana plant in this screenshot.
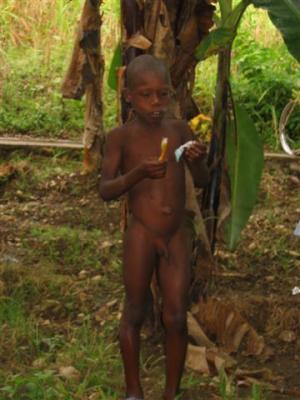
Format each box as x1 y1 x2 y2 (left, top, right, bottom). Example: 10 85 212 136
199 0 300 250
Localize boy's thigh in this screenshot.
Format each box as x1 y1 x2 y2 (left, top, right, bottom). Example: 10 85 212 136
158 227 191 308
123 219 156 301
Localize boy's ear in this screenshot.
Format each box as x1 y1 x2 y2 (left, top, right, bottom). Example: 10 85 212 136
123 88 131 103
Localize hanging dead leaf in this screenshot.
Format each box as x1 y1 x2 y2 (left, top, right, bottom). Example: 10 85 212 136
144 0 176 66
62 0 104 172
127 33 152 50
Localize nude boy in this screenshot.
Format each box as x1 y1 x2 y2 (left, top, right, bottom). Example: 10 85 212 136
99 55 209 400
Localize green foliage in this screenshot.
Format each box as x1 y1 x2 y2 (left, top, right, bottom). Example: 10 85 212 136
108 42 122 90
0 0 119 136
251 383 263 400
1 371 59 400
195 27 236 61
218 368 236 399
23 225 105 271
232 31 300 147
194 8 300 149
252 0 300 62
0 47 85 137
225 104 264 250
195 0 250 61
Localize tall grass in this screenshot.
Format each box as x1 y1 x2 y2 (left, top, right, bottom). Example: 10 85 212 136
0 0 120 136
0 1 299 146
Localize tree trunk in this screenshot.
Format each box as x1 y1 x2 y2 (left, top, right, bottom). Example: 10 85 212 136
120 0 216 299
202 46 232 251
62 0 104 173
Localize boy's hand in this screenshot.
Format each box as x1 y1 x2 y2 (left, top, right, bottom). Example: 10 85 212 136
140 158 167 179
184 142 207 163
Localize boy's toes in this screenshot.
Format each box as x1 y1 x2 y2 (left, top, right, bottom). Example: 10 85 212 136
125 398 144 400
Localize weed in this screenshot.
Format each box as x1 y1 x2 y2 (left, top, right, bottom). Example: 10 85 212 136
0 370 59 400
22 225 104 271
194 6 300 149
251 383 264 400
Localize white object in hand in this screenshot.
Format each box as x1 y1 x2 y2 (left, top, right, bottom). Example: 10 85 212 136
294 221 300 237
292 286 300 295
174 140 197 162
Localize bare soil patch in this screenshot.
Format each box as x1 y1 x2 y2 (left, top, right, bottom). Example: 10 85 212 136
0 148 300 399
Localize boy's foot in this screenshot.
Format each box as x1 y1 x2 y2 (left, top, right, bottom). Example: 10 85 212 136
125 398 144 400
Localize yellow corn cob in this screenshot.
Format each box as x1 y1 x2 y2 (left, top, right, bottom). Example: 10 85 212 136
158 137 168 161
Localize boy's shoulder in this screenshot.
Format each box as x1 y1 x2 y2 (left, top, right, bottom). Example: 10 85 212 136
166 118 193 141
106 124 131 146
166 118 190 131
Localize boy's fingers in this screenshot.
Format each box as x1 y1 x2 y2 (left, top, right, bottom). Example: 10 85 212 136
185 146 206 160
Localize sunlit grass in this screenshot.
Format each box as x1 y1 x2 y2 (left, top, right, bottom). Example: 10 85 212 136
0 1 299 143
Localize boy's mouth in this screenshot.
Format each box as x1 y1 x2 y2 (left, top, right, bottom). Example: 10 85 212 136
150 111 164 119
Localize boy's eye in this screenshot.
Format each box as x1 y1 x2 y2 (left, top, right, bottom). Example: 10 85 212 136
160 91 169 97
140 92 151 97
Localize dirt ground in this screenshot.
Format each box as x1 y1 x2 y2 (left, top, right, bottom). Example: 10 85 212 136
0 148 300 400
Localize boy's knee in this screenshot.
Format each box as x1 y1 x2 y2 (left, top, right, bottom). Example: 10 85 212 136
162 309 187 333
124 301 147 327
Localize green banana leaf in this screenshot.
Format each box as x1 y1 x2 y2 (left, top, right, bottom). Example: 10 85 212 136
252 0 300 62
195 0 250 61
219 0 233 20
223 0 251 28
225 104 264 250
195 27 235 61
108 42 122 90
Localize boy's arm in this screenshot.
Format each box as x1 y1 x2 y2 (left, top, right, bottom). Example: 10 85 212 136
99 128 167 201
99 129 142 201
180 122 210 188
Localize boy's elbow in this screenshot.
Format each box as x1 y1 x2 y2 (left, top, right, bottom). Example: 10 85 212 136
99 183 112 201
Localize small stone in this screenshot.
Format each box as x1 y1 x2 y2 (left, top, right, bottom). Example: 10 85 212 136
279 330 296 343
32 358 46 368
16 190 25 199
91 275 102 283
248 242 256 251
78 270 88 279
288 176 300 187
265 275 275 283
89 393 100 400
58 366 80 381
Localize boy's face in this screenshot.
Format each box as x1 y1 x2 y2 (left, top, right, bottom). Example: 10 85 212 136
125 71 172 126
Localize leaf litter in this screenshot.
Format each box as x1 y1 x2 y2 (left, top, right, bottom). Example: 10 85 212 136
1 153 300 398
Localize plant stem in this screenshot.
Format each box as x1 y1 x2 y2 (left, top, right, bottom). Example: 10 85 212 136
202 44 232 251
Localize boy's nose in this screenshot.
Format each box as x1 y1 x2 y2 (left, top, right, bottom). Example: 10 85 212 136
151 94 160 105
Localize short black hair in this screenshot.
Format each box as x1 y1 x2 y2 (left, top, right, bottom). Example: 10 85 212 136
126 54 171 89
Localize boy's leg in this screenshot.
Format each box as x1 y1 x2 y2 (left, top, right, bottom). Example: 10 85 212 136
120 219 156 399
158 227 191 400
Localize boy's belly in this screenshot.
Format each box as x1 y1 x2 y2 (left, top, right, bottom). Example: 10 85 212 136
128 178 185 237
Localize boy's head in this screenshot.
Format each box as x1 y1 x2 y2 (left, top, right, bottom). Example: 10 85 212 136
124 55 172 125
125 54 171 90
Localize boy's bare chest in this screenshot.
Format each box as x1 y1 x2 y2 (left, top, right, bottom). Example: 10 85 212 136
122 129 182 168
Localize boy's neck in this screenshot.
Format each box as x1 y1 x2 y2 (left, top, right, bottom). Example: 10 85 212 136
135 115 165 131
